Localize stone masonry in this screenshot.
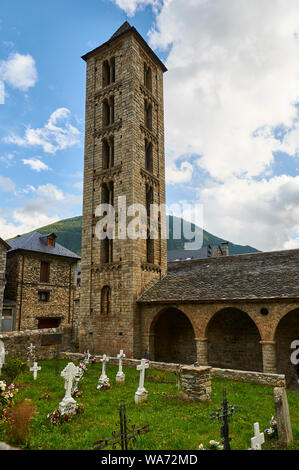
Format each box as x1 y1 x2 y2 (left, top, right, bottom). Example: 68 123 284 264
0 238 10 324
79 23 168 357
179 366 212 402
5 251 78 331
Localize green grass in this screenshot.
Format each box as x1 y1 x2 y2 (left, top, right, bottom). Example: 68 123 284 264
1 359 298 450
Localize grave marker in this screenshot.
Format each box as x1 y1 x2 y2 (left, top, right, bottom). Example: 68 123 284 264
135 358 149 404
274 387 293 445
0 340 6 376
30 362 41 380
251 422 264 450
97 354 110 390
116 350 126 383
59 362 78 415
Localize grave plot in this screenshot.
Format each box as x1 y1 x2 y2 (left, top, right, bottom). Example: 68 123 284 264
0 358 299 450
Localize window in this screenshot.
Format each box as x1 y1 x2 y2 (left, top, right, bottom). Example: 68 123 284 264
145 139 153 172
101 286 111 315
40 261 50 283
146 231 154 264
144 100 152 130
101 237 113 263
146 184 154 218
102 137 114 169
38 317 61 329
102 96 115 126
103 57 115 87
101 182 114 206
144 63 152 92
38 291 50 302
47 235 55 247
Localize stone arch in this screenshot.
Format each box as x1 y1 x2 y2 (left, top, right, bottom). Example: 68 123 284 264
275 308 299 388
206 307 263 372
149 307 196 364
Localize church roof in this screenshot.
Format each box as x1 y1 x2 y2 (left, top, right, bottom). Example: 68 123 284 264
7 231 81 260
167 244 223 262
82 21 167 72
138 249 299 303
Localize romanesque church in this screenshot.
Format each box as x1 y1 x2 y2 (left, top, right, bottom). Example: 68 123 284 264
78 22 299 389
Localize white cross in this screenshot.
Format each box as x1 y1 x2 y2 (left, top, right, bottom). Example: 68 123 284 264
251 422 265 450
136 358 149 392
61 362 79 400
0 341 6 376
30 362 41 380
117 350 125 375
100 354 109 380
27 343 36 362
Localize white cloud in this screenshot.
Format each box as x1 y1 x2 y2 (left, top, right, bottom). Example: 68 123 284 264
199 174 299 251
22 158 50 172
166 160 193 184
0 153 15 167
110 0 162 16
3 108 81 154
0 52 37 91
0 176 15 193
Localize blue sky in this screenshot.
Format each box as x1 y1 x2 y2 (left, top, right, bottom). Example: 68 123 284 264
1 0 299 251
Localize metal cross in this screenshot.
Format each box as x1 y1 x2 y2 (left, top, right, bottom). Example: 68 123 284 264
94 404 149 450
210 388 239 450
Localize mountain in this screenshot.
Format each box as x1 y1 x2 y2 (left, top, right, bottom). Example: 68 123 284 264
17 215 260 256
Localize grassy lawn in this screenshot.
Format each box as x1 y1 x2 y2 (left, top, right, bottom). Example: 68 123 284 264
1 358 299 450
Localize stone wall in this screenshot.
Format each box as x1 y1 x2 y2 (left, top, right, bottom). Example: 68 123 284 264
0 242 8 322
5 251 78 331
179 366 211 402
0 326 73 360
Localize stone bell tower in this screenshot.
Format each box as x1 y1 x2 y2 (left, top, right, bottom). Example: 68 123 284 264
79 22 167 357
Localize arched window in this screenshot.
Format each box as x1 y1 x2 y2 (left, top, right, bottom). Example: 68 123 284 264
144 100 152 130
102 96 114 127
101 286 111 315
102 137 114 169
103 57 116 87
145 139 153 172
144 63 152 92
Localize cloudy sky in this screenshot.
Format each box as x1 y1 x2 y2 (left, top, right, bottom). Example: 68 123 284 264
1 0 299 251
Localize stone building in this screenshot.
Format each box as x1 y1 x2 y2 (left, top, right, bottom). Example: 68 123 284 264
0 238 10 329
79 22 299 388
3 231 80 332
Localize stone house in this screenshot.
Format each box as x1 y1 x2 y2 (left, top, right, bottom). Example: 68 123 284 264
3 231 80 332
79 22 299 389
0 238 10 329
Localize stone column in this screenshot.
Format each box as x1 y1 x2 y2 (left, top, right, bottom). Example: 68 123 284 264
195 338 208 366
179 366 212 402
260 341 277 374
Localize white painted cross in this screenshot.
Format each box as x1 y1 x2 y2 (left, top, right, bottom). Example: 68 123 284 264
116 350 126 383
136 359 149 394
27 343 36 364
0 340 6 376
30 362 41 380
61 362 79 400
251 422 265 450
100 354 109 380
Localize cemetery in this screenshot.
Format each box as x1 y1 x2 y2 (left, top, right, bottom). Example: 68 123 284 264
0 345 299 450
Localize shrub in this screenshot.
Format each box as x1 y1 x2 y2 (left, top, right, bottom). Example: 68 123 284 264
2 357 27 384
6 399 36 447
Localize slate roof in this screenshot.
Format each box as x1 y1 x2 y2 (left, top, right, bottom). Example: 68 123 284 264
138 249 299 303
7 232 81 260
167 245 222 262
81 21 167 72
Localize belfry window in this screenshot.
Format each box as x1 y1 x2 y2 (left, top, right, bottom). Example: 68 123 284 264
101 182 114 206
101 286 111 315
144 63 152 92
145 139 153 172
146 230 154 264
103 57 116 87
103 96 115 127
102 137 114 169
144 100 152 131
146 184 153 218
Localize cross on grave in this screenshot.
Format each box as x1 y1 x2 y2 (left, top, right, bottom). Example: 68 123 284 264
0 340 7 376
93 404 150 450
135 358 149 404
210 388 239 450
30 362 41 380
251 422 265 450
59 362 79 415
116 350 126 383
27 343 36 365
97 354 110 389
